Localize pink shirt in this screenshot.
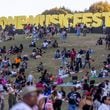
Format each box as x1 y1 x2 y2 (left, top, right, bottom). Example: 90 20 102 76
45 100 54 110
33 105 39 110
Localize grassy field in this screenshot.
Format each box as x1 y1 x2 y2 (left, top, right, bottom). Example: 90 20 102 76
0 33 110 110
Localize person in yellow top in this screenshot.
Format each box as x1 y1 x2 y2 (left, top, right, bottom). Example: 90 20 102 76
12 56 21 69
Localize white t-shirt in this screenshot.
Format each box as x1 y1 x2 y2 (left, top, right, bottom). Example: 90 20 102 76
57 92 62 99
27 74 34 82
43 42 48 47
11 71 17 75
98 104 109 110
62 31 66 36
91 70 97 77
76 53 82 59
11 102 32 110
58 69 65 76
105 83 110 93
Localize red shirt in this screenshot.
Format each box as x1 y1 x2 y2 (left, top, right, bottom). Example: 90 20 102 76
70 51 76 60
27 25 31 30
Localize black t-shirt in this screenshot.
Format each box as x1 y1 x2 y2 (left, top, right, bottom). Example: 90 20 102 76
83 83 89 91
19 67 25 73
67 91 81 105
85 53 90 60
107 57 110 64
83 104 93 110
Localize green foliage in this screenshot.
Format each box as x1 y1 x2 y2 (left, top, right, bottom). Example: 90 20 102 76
42 7 73 15
89 1 110 12
42 1 110 14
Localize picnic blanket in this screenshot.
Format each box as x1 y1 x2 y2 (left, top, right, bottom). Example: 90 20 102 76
58 82 82 88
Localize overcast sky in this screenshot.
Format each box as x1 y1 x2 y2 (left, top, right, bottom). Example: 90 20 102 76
0 0 109 16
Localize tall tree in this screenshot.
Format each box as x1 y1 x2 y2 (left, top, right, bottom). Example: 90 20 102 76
42 7 73 15
89 1 110 12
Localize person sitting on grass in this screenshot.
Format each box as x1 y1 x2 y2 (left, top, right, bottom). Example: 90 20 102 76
19 64 26 74
36 48 44 56
82 71 90 81
39 69 51 84
54 49 61 59
12 56 22 69
22 55 29 61
37 62 44 72
8 46 14 54
96 37 103 45
52 40 58 48
91 67 97 78
99 67 109 78
15 73 24 87
19 44 23 53
30 49 37 59
58 66 66 76
29 41 36 47
35 48 44 58
2 56 11 68
0 46 6 54
13 45 20 54
11 69 17 77
42 40 49 49
103 61 110 72
30 48 44 59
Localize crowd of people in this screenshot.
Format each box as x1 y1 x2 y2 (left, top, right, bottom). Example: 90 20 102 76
0 23 109 110
0 24 16 41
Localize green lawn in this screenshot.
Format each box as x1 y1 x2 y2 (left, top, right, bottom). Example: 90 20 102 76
0 33 109 110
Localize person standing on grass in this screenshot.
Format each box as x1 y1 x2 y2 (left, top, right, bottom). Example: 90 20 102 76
67 87 81 110
70 48 76 71
36 88 45 110
62 28 67 43
8 88 16 109
83 51 91 69
27 74 34 85
60 28 67 43
59 87 66 100
52 88 62 110
89 24 93 33
76 24 81 37
102 25 106 35
75 52 83 72
61 48 67 66
105 34 110 50
106 54 110 65
82 24 87 37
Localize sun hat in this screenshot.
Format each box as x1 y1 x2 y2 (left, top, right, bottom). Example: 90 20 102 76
22 86 37 97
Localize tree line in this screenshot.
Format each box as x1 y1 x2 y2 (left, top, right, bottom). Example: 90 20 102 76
42 1 110 15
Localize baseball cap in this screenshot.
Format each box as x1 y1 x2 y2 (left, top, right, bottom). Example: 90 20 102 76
22 86 37 97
